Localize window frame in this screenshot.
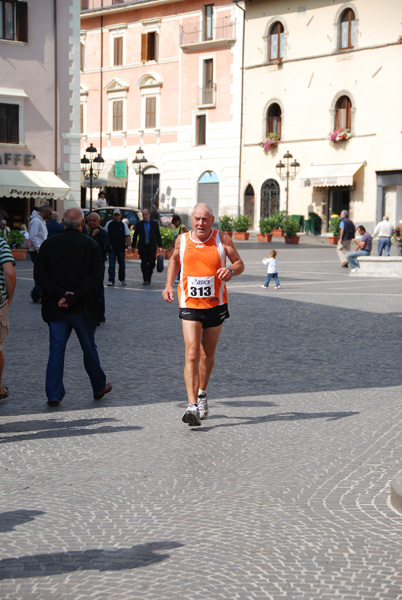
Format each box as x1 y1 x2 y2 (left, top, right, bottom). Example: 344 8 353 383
112 99 123 132
0 102 19 144
141 31 158 62
109 27 126 68
0 0 28 43
268 21 284 63
339 8 355 51
203 4 214 42
196 114 206 146
145 96 156 129
113 35 123 67
266 103 282 139
335 95 352 130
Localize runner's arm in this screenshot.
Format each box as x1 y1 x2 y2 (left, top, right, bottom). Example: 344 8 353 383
217 232 245 282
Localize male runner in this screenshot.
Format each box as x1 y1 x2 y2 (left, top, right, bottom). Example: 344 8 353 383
162 204 245 426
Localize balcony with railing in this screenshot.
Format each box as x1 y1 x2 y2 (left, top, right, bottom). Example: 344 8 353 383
198 84 217 108
180 17 236 50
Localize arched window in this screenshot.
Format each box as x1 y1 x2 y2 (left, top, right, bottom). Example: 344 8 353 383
266 103 282 138
339 8 355 50
269 22 284 62
335 95 352 130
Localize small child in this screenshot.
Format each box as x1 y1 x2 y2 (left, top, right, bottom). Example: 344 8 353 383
261 250 281 289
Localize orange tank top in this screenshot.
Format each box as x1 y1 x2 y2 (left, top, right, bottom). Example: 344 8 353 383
178 229 228 309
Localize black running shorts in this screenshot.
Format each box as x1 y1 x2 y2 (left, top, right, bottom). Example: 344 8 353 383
179 303 230 329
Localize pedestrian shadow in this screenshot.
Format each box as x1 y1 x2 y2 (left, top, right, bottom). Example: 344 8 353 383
195 410 359 432
0 417 142 444
220 400 278 408
0 510 45 532
0 541 184 579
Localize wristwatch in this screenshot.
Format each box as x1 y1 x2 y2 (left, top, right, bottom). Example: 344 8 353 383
228 268 234 276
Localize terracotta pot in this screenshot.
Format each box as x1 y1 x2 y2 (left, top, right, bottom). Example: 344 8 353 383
222 230 233 238
11 249 27 260
126 249 139 260
284 235 300 244
162 248 173 259
328 236 339 245
272 228 284 237
257 234 272 242
233 232 250 241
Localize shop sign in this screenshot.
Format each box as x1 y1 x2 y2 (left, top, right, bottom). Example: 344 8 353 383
0 153 35 167
115 160 127 178
159 212 174 226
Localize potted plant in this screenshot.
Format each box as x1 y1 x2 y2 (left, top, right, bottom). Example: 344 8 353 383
328 215 341 245
160 227 175 259
258 217 274 242
232 215 252 240
271 211 285 237
259 132 279 152
283 216 300 244
327 128 351 143
218 215 234 238
8 230 27 260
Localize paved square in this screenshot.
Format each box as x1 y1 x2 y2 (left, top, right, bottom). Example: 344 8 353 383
1 237 402 599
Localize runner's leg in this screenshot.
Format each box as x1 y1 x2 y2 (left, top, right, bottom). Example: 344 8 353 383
199 324 223 392
182 320 203 404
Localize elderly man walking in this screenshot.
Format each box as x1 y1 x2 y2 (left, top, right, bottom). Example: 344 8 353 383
372 216 394 256
34 208 112 407
336 210 355 268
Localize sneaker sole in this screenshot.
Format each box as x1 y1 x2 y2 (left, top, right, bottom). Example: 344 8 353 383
182 411 201 426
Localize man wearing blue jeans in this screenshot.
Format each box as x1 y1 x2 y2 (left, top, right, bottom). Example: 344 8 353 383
105 209 130 286
346 225 372 272
34 208 112 407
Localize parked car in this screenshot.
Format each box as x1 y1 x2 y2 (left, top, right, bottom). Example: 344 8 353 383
90 207 143 228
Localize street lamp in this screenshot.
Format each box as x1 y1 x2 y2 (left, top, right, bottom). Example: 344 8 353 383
275 150 300 215
132 146 148 210
81 143 104 212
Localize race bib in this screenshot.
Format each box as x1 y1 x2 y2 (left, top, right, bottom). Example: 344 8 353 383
187 276 215 298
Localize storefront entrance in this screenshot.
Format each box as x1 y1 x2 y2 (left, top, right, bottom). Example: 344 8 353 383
328 188 350 221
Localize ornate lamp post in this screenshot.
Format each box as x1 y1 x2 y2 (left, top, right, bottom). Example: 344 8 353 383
81 143 104 212
275 150 300 215
132 147 148 210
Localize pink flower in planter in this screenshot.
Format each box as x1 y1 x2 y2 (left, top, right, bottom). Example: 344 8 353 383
327 128 351 142
260 133 279 152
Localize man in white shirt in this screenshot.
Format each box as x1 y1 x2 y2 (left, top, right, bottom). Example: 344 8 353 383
28 205 52 302
372 216 394 256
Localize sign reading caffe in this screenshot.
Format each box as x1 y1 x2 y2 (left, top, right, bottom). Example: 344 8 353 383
0 153 35 166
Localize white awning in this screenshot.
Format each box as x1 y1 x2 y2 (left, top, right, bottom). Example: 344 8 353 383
0 170 70 200
302 163 364 187
81 160 127 189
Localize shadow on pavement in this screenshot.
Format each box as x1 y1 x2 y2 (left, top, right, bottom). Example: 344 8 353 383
0 510 45 532
0 541 184 579
0 417 142 444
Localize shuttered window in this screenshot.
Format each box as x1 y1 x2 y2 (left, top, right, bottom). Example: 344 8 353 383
145 97 156 129
196 115 206 145
0 1 28 42
112 100 123 131
141 32 157 62
0 103 19 144
113 36 123 66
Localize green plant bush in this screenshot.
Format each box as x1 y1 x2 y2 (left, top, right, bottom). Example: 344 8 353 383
283 216 300 237
271 211 286 229
159 227 175 249
8 230 25 249
218 215 234 231
259 217 275 234
232 215 252 232
329 215 341 236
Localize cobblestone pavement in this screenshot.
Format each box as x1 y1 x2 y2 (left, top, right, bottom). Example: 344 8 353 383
1 236 402 599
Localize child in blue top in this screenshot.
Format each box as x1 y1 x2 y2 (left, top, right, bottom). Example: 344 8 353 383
261 249 281 289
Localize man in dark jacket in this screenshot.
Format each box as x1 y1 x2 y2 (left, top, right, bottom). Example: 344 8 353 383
336 209 355 268
105 209 130 286
34 208 112 407
87 212 109 322
132 208 162 285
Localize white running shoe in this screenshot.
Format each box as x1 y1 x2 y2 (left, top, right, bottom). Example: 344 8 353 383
350 268 359 273
182 404 201 426
197 393 209 420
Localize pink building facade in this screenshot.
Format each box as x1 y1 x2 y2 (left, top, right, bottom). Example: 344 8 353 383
80 0 244 223
0 0 81 228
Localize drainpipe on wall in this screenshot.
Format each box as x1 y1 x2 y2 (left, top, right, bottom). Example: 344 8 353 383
100 13 103 153
234 0 245 217
54 0 58 178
